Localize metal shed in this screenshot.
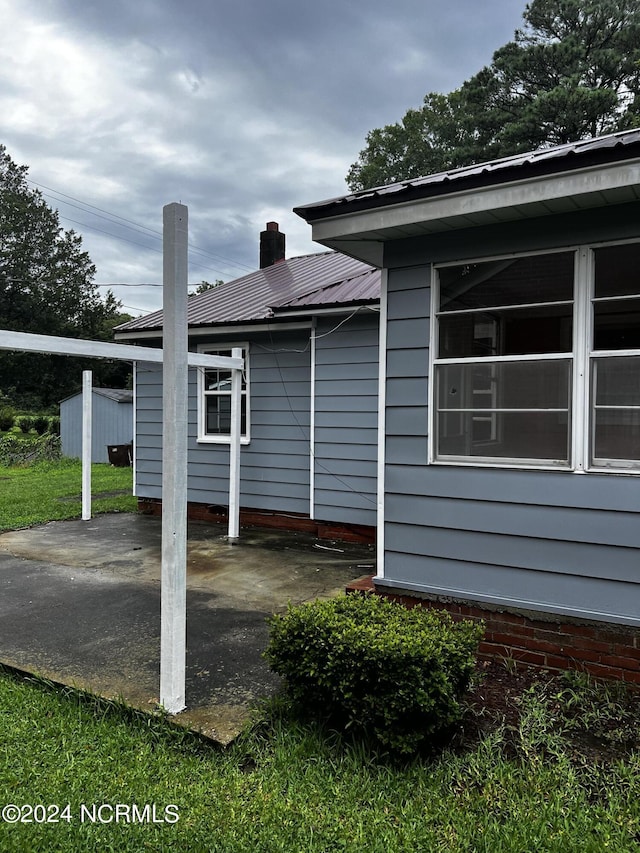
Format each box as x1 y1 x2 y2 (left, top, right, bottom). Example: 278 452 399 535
60 387 133 464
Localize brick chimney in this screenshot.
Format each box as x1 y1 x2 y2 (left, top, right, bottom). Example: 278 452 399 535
260 221 285 269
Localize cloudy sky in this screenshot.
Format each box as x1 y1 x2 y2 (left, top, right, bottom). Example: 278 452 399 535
1 0 526 316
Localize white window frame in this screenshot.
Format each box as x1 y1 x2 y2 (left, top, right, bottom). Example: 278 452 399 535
429 240 640 473
588 239 640 472
197 342 250 444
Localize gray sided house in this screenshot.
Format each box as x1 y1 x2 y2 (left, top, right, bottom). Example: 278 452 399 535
296 129 640 632
60 387 133 464
115 224 380 540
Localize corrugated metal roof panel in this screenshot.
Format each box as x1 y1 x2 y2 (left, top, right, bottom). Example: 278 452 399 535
116 251 377 333
295 129 640 221
275 269 380 309
95 388 134 404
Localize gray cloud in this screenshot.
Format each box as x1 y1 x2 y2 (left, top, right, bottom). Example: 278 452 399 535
1 0 525 314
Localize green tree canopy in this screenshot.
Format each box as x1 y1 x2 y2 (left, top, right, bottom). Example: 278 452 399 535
192 279 224 295
0 145 128 408
347 0 640 191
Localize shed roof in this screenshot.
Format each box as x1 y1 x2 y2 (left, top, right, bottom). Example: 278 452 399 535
60 388 133 404
115 251 379 335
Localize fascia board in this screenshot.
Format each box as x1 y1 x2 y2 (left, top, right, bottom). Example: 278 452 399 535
309 161 640 244
115 321 313 341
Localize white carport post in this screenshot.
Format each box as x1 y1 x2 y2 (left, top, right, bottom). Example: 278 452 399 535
159 202 189 714
228 347 242 540
81 370 92 520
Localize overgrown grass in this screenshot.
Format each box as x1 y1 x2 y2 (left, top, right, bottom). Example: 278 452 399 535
0 459 136 531
0 666 639 852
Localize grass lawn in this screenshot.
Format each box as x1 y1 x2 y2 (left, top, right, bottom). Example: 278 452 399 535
0 461 639 851
0 667 639 852
0 459 136 531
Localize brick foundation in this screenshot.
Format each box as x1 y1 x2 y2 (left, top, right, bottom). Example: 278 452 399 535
137 498 376 545
346 575 640 685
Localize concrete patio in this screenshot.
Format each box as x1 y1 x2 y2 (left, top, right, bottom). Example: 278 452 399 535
0 513 375 744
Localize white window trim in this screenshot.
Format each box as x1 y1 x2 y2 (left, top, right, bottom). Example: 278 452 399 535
429 240 640 474
197 341 251 445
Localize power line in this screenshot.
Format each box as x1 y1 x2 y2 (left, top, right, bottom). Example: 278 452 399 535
60 215 164 254
58 213 241 279
28 178 255 273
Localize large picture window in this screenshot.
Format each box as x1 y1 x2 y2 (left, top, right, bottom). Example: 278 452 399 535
432 242 640 471
197 344 249 443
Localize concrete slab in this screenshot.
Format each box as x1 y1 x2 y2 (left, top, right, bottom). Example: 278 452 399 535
0 514 375 744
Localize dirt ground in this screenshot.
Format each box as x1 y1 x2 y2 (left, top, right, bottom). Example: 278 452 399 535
455 660 640 764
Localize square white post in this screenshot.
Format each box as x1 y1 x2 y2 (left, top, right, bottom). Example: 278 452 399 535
81 370 92 520
160 203 189 714
228 348 242 540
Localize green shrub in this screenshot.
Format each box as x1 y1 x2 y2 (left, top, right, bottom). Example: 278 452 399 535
0 405 15 432
264 593 484 754
16 415 34 434
32 415 50 435
48 415 61 436
0 433 61 466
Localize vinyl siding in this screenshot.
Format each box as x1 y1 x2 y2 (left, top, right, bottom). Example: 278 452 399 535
380 205 640 626
313 313 379 526
135 330 311 513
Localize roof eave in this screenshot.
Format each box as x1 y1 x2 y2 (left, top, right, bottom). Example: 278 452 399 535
304 160 640 261
114 316 315 341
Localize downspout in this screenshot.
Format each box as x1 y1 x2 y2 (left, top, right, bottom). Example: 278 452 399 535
309 318 316 520
376 270 388 580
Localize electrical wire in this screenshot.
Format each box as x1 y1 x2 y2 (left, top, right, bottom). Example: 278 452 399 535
134 311 379 507
264 314 377 507
28 178 255 275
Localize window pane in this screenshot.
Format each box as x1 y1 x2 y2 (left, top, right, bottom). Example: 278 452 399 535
206 395 231 434
205 396 247 435
439 252 574 312
593 410 640 462
593 299 640 350
437 360 570 411
594 244 640 298
593 356 640 406
205 368 232 392
203 348 247 391
436 411 570 461
592 356 640 463
438 303 572 358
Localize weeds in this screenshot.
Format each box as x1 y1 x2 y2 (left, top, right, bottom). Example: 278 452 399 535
1 654 640 850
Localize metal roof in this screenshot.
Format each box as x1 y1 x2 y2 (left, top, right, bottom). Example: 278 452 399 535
60 388 133 404
95 388 134 403
295 129 640 222
115 251 380 334
274 268 380 310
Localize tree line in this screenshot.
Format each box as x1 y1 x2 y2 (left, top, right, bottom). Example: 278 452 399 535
347 0 640 190
0 145 131 411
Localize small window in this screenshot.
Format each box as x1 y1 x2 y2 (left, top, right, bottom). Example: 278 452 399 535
198 345 249 443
